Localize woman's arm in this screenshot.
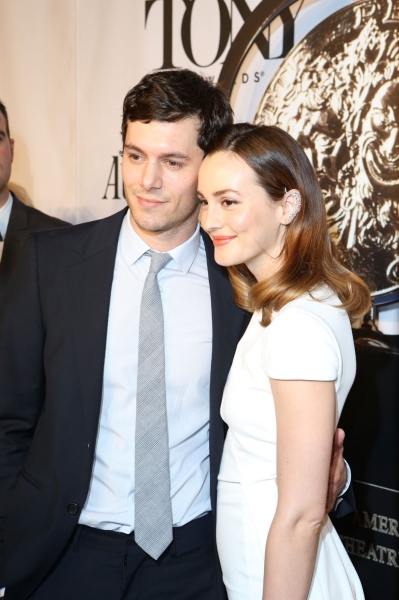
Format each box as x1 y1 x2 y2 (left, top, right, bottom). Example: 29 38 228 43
263 379 336 600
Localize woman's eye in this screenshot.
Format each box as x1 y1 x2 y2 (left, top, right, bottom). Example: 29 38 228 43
198 198 208 206
222 200 236 207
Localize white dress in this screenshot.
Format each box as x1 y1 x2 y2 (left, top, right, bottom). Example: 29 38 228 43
217 288 364 599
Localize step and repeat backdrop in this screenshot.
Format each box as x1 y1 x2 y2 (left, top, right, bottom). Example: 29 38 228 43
1 1 398 597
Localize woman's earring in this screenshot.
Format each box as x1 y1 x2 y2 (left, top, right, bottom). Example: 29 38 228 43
287 191 301 223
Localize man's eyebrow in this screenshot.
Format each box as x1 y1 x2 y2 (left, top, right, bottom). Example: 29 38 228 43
124 143 190 161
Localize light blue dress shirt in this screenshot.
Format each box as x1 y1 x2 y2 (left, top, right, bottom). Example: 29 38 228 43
79 212 213 532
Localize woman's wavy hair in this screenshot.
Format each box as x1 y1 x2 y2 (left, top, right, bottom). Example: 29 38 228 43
205 123 371 326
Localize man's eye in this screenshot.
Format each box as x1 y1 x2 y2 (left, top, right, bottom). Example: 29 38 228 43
127 152 142 161
167 160 181 168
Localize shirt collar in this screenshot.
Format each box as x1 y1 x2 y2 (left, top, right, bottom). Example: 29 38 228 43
120 210 200 274
0 192 13 239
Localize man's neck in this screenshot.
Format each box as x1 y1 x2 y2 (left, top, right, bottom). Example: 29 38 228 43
129 212 199 252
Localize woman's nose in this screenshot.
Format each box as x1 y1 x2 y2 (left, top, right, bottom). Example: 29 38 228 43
200 202 224 232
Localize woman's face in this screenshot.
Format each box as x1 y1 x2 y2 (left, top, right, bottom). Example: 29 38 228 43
198 151 286 280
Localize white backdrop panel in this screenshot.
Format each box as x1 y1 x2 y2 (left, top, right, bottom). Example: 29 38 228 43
0 0 76 222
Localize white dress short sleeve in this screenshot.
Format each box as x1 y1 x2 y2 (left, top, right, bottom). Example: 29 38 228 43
264 306 340 381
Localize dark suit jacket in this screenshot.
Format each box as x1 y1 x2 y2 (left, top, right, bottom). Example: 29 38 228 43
0 207 250 599
0 193 70 307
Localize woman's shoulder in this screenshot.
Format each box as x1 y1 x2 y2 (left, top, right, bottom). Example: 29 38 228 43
273 286 347 327
263 287 352 382
266 286 352 352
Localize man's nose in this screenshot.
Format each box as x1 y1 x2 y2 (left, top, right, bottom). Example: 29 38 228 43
141 160 162 190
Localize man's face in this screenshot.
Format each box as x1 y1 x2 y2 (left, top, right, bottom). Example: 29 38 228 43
122 118 204 249
0 112 14 204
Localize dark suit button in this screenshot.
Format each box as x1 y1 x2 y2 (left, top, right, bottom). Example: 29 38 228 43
67 502 80 515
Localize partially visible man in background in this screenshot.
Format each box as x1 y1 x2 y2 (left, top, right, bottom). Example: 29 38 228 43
0 100 70 305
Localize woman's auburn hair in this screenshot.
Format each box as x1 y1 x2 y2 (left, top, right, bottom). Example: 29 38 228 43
205 123 371 327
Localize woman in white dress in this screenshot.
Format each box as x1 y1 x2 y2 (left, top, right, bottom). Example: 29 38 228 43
198 124 370 600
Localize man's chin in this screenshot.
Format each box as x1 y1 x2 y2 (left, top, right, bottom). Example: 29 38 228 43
129 210 170 235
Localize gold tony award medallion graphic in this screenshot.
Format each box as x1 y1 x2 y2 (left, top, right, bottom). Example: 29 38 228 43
220 0 399 304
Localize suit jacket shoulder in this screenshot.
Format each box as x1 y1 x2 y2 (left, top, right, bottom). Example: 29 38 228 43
10 194 70 231
33 205 127 262
0 194 71 305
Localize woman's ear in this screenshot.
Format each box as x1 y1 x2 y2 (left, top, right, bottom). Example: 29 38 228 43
281 189 301 225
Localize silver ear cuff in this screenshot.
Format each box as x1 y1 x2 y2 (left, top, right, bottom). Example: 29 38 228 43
287 191 301 222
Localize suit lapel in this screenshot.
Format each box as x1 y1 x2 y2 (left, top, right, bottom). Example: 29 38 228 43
0 195 28 304
67 207 128 445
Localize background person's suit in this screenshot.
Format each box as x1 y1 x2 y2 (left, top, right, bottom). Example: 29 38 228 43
0 192 70 306
0 207 250 600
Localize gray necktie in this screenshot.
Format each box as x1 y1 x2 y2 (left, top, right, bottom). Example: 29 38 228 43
135 250 173 560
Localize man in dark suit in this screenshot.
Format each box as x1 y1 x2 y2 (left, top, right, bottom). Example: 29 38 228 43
0 100 70 306
0 70 351 600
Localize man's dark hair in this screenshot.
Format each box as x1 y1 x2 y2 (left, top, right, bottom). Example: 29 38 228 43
121 69 233 152
0 100 10 138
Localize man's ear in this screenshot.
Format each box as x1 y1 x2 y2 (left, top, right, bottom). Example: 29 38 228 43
281 189 301 225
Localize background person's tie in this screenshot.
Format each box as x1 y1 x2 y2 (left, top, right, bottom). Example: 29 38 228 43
135 250 173 560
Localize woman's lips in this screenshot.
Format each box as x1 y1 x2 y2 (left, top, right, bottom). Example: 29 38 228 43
212 236 236 247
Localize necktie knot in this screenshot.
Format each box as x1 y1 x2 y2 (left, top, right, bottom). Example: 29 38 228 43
146 250 172 275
